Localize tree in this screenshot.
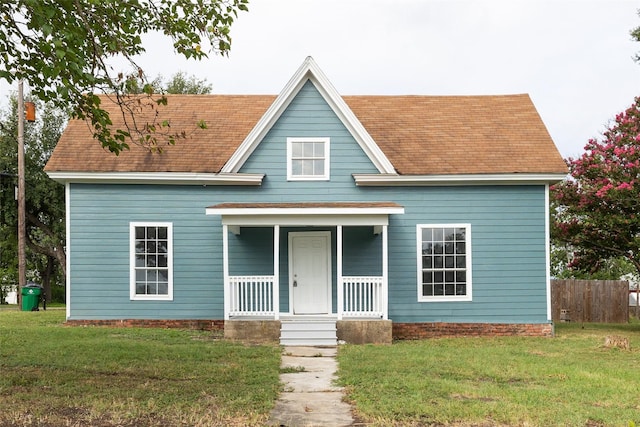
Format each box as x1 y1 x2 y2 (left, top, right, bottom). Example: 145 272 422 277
0 0 248 154
0 97 66 302
153 72 213 95
127 72 213 95
552 97 640 278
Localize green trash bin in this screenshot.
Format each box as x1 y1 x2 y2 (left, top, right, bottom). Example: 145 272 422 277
21 283 43 311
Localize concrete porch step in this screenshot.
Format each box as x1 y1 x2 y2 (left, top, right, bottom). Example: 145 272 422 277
280 319 337 346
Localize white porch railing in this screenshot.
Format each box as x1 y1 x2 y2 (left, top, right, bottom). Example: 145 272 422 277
342 276 384 318
227 275 385 318
228 275 275 317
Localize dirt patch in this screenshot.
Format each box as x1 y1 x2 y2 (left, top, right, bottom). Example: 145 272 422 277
0 408 261 427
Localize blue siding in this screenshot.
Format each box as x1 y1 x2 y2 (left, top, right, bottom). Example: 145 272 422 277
343 227 382 276
68 185 225 319
67 80 550 324
229 227 274 276
383 185 548 324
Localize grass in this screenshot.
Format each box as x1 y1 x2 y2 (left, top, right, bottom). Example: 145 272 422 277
0 310 281 426
4 308 640 426
338 321 640 426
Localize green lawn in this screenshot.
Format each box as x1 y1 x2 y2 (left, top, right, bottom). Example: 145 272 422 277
0 310 281 426
338 321 640 426
3 309 640 426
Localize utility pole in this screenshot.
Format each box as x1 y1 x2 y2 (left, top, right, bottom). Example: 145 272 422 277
17 79 26 306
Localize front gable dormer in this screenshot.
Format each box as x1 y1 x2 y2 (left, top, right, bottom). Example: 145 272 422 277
221 57 397 176
237 78 380 183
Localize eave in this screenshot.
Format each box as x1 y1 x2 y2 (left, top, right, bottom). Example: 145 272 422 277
45 171 265 186
352 173 568 186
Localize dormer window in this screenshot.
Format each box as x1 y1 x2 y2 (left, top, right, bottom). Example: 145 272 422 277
287 137 330 181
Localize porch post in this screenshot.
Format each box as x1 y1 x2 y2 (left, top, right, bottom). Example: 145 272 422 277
382 224 389 320
337 225 343 320
222 224 230 320
273 225 280 320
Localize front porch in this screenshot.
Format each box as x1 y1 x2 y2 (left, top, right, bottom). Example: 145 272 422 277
225 276 391 345
205 202 404 345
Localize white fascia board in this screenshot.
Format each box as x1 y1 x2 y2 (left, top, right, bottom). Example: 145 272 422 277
353 173 568 186
46 171 264 186
206 206 405 217
216 214 394 227
221 57 396 175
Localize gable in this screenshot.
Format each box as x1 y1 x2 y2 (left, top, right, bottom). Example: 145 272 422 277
239 80 379 179
221 56 396 175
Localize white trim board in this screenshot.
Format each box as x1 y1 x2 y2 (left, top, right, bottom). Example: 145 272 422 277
46 171 265 185
353 173 568 186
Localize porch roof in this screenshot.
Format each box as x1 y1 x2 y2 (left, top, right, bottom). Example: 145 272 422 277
205 201 404 227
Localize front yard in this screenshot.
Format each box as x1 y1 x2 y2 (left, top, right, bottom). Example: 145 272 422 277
338 321 640 426
1 307 638 426
0 309 281 426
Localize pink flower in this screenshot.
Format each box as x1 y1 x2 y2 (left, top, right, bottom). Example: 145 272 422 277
595 183 614 197
616 182 633 191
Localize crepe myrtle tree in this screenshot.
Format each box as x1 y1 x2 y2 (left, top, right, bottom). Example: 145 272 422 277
0 0 248 154
552 97 640 277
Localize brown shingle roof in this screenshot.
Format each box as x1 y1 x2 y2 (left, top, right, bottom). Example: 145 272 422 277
344 94 567 175
45 93 567 175
45 94 276 174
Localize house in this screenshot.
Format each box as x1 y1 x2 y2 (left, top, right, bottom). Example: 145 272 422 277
45 57 568 345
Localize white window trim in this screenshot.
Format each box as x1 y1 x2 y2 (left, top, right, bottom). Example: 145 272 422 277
286 137 330 181
130 222 174 301
416 223 472 302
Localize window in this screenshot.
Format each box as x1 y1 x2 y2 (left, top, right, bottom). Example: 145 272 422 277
287 137 330 180
130 222 173 301
417 224 471 302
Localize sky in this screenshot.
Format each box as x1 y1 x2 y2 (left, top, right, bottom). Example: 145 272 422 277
3 0 640 159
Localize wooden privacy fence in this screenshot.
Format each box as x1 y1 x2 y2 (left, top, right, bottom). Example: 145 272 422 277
551 280 628 323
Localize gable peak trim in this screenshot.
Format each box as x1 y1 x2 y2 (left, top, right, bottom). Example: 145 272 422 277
221 57 396 175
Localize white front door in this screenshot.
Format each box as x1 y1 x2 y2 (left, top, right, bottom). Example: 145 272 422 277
289 231 331 314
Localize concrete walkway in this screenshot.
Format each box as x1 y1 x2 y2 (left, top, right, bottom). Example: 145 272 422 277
268 346 355 427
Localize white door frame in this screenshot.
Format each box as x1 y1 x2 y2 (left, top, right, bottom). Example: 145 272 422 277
288 231 332 315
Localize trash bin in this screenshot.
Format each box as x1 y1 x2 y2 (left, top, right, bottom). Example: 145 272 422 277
21 283 44 311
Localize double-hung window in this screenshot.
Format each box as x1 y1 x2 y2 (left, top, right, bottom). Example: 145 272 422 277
417 224 472 302
287 137 330 180
130 222 173 301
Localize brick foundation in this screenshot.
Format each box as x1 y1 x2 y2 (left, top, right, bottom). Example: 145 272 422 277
392 322 554 339
65 319 554 340
65 319 225 331
224 320 281 343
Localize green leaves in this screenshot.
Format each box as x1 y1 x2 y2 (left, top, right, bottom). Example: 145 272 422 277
0 0 249 153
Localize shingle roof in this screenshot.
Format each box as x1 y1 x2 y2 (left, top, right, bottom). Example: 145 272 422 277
344 94 567 175
44 93 567 175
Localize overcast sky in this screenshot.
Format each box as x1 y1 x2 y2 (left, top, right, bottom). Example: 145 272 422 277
4 0 640 159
